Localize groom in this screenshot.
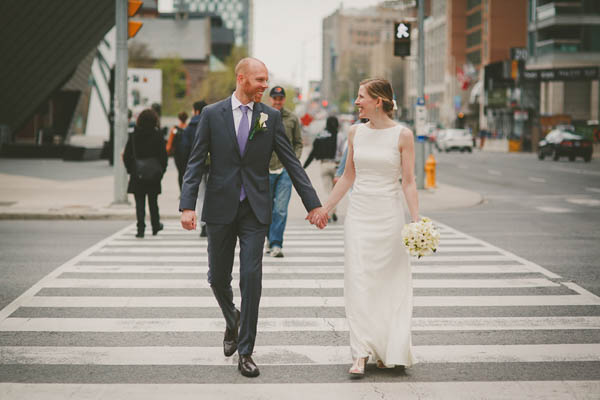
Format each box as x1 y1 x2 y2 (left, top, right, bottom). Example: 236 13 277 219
180 57 326 377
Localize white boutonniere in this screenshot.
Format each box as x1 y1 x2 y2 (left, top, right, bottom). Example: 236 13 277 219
249 112 268 140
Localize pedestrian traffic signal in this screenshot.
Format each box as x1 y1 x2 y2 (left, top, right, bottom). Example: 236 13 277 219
394 22 411 57
128 0 143 38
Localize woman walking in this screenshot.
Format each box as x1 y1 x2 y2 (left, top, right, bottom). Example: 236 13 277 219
166 111 189 191
123 109 168 238
303 116 342 221
309 78 419 375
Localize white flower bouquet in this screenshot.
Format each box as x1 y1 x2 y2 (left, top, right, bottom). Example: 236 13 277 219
402 217 440 258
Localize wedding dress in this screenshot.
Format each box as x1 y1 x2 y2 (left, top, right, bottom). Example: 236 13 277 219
344 123 415 367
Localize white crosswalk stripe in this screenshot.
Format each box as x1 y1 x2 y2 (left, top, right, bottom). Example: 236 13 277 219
0 220 599 399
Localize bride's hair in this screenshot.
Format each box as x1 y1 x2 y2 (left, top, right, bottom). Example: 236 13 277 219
359 78 395 118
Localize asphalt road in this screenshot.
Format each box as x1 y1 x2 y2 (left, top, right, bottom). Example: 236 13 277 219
429 150 600 296
0 152 599 398
0 220 130 310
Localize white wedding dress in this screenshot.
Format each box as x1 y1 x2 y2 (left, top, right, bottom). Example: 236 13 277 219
344 123 415 367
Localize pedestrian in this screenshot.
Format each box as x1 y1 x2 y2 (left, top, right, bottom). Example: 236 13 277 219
303 115 341 222
309 78 419 376
123 108 168 238
266 86 303 257
179 57 326 378
151 102 168 139
166 111 189 190
183 100 209 237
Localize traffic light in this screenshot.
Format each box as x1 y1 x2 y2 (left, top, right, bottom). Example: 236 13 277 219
394 22 411 57
128 0 143 38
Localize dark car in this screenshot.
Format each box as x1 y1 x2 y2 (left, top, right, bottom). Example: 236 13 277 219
537 129 593 162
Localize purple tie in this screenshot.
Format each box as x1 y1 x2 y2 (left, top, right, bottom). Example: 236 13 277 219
237 105 250 201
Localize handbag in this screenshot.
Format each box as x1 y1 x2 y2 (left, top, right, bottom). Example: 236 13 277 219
131 133 162 182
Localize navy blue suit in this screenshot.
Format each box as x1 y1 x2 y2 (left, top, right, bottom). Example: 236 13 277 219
179 97 321 355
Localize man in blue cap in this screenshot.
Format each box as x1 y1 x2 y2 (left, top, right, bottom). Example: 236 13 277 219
266 86 303 257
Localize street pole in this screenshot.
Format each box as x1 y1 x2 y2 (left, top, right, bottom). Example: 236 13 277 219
415 0 426 189
113 0 129 205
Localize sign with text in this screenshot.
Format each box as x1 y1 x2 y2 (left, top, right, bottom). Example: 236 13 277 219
523 67 599 81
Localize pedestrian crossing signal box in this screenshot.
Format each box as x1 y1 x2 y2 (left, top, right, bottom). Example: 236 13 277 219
394 22 411 57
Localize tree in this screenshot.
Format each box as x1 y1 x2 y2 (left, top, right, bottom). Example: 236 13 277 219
153 57 188 115
192 46 248 104
128 42 152 67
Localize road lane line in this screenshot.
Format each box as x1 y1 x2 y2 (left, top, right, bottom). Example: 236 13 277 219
1 344 598 365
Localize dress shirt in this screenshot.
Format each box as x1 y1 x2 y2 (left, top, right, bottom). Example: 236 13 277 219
231 92 254 136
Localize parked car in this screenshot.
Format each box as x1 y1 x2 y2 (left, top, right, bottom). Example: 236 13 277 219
436 129 473 152
538 129 593 162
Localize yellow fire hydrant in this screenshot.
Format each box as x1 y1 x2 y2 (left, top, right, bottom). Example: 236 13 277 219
425 154 436 189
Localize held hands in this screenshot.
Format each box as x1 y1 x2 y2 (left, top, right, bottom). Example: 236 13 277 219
181 209 197 231
306 207 329 229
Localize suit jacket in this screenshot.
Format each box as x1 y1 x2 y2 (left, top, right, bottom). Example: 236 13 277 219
179 97 321 225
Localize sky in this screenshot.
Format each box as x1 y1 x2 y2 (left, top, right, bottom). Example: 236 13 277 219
159 0 383 91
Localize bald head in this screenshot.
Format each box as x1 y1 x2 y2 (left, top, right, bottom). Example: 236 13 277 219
234 57 269 104
235 57 267 77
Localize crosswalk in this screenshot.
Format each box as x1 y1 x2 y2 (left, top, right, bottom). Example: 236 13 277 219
1 221 600 399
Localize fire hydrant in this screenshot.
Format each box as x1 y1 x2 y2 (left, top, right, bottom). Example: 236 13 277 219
425 154 436 189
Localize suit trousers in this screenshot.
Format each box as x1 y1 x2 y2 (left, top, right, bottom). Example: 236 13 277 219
206 199 268 356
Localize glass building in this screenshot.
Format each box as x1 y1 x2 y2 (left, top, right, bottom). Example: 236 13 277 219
173 0 253 50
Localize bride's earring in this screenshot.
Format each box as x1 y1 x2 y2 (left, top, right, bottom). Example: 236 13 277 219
375 106 379 112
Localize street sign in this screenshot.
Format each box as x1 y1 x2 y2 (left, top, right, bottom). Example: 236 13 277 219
415 105 427 136
416 97 425 106
510 47 528 61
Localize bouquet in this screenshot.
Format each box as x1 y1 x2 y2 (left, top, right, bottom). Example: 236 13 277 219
402 217 440 258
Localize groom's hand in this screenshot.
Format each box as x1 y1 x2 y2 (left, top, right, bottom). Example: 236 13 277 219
306 207 328 230
181 209 197 231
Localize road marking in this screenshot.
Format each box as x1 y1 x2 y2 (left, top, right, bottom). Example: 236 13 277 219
82 255 513 263
64 264 534 274
1 344 598 365
566 197 600 207
22 294 600 308
1 381 598 400
487 169 502 176
2 316 598 333
585 187 600 194
44 278 559 289
528 177 546 183
536 206 572 213
96 246 493 254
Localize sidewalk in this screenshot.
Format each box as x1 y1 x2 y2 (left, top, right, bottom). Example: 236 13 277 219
0 151 482 220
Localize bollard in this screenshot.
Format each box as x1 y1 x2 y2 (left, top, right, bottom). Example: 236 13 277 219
425 153 436 189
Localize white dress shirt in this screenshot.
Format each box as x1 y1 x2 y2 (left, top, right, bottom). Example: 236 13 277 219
231 92 254 136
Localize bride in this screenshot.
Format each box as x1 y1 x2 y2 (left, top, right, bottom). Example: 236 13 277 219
310 78 419 376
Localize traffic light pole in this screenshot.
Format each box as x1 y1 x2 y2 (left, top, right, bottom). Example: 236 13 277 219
415 0 426 190
113 0 129 205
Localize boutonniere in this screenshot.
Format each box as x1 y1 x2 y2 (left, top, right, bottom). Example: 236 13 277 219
249 112 268 140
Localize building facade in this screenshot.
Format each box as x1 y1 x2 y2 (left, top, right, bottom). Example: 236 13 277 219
405 0 527 132
527 0 600 124
172 0 253 51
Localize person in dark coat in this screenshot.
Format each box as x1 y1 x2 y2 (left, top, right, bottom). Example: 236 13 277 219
123 109 168 238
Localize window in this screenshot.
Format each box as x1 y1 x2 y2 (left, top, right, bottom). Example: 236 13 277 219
467 49 481 65
467 11 482 29
467 30 481 48
467 0 481 10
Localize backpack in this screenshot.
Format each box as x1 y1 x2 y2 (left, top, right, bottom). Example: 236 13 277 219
172 126 185 153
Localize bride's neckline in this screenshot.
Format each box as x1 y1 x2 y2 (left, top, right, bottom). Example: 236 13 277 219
363 123 398 131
